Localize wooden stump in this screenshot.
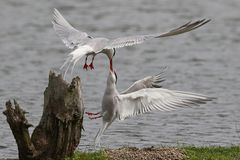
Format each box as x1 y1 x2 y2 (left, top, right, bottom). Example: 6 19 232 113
3 71 84 160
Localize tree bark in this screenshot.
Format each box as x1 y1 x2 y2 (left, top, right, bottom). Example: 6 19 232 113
3 71 84 160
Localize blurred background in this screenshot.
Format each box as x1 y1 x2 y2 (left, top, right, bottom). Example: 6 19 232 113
0 0 240 158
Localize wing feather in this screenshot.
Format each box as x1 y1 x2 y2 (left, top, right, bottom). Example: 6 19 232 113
117 88 213 120
52 8 91 49
121 66 167 94
105 19 210 49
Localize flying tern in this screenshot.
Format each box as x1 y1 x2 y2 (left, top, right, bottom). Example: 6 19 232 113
87 68 214 146
52 8 210 78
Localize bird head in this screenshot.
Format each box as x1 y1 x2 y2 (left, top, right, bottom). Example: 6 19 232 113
106 48 116 59
106 49 115 72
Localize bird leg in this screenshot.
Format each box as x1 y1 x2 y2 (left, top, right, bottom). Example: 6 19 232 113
83 56 89 70
89 55 95 70
85 112 102 120
89 115 102 120
85 111 101 116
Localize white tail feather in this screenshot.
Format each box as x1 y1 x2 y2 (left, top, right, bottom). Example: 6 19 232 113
60 45 93 78
71 56 81 75
60 56 72 70
94 121 111 147
63 60 71 80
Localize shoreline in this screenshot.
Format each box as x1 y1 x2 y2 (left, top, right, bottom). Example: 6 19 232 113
66 145 240 160
1 146 239 160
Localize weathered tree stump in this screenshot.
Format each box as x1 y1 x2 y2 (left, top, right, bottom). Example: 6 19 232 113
3 71 84 160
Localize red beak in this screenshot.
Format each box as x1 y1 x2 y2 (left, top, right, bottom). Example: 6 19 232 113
110 59 113 71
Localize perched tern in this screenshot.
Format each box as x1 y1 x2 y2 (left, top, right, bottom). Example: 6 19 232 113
89 68 214 146
52 8 210 78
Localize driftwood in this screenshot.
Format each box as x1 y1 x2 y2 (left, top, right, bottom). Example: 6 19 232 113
3 71 84 160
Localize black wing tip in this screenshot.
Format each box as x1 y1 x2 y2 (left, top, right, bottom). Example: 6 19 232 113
198 18 211 26
150 66 168 88
152 84 162 88
155 66 168 76
206 96 217 101
195 96 217 103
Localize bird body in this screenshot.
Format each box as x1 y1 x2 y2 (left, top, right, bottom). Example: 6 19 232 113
102 75 119 122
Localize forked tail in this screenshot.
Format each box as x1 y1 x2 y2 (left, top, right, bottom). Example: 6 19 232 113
94 121 111 147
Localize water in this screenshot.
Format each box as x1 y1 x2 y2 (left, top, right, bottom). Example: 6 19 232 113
0 0 240 158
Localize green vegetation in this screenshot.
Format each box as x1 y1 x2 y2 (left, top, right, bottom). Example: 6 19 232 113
183 146 240 160
65 146 240 160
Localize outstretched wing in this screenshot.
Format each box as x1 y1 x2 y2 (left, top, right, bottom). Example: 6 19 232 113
52 8 92 49
117 88 214 120
105 19 210 49
121 66 167 94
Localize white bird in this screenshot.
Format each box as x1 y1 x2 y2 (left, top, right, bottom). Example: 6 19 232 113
88 68 214 146
86 66 167 118
52 8 210 78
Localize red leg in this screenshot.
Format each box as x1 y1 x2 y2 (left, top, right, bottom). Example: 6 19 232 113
83 56 89 70
89 55 95 70
89 115 102 120
85 111 100 116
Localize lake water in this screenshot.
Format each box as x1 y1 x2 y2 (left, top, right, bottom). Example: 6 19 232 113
0 0 240 158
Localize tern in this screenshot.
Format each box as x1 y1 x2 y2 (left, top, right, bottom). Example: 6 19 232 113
52 8 210 78
88 68 214 146
86 66 167 119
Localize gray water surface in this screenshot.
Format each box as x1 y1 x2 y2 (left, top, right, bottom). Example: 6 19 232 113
1 0 240 158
